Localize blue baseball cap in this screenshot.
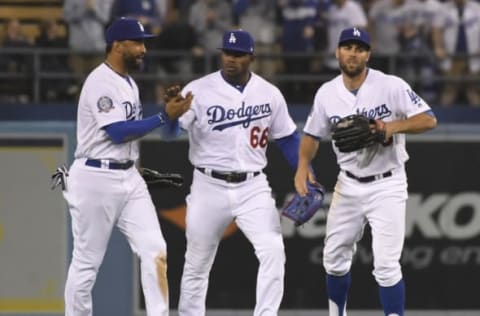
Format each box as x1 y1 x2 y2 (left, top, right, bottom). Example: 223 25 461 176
338 27 371 49
105 17 155 45
218 30 255 54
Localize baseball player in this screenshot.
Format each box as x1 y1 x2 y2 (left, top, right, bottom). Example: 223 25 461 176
177 30 309 316
61 17 192 316
295 27 437 316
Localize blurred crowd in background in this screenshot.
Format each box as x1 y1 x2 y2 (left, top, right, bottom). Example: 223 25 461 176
1 0 480 107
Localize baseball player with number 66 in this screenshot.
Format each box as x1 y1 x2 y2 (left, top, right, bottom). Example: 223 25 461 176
295 27 437 316
176 29 312 316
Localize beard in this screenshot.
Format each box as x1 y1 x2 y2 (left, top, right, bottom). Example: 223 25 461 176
339 60 365 78
123 53 143 72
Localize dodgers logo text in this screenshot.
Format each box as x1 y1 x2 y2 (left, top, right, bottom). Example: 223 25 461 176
207 102 272 131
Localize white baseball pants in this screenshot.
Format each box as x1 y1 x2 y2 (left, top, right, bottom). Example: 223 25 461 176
62 159 169 316
178 169 285 316
323 168 408 287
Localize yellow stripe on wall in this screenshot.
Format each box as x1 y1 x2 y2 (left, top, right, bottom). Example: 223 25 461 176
0 299 63 312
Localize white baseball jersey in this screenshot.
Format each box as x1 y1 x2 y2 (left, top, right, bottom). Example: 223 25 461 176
74 63 143 161
179 70 296 172
304 68 431 177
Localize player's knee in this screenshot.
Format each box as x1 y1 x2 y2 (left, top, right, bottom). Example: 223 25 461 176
71 252 103 271
183 239 219 273
67 264 98 285
254 234 285 279
373 261 402 287
254 233 285 264
137 231 167 259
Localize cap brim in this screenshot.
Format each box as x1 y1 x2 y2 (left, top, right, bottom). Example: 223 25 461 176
128 34 156 41
131 34 156 41
338 39 370 49
109 34 156 44
217 47 253 54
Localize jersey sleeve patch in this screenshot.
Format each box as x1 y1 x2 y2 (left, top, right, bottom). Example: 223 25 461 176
97 96 115 113
406 89 422 107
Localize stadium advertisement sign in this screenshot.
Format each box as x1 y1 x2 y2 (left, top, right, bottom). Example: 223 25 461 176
140 140 480 310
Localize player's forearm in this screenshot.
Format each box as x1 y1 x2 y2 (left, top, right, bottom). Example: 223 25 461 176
295 134 319 196
298 134 319 169
104 114 165 144
387 112 437 136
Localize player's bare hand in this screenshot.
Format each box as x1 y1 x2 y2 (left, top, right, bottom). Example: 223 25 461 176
164 91 193 120
382 121 393 140
370 119 392 141
294 167 310 197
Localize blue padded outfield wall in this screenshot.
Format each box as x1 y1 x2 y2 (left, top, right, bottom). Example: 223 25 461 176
0 122 133 316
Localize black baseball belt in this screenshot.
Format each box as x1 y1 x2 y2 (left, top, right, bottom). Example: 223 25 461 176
196 167 260 183
345 170 393 183
85 159 134 170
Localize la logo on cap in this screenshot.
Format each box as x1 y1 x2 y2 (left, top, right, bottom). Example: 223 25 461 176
229 33 236 44
353 28 361 37
137 21 144 32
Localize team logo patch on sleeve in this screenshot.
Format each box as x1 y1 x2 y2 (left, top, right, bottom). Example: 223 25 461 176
406 89 422 106
97 96 114 113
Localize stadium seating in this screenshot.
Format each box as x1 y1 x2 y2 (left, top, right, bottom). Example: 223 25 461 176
0 0 64 41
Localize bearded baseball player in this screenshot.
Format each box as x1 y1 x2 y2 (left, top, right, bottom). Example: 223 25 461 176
61 17 192 316
295 27 437 316
177 30 309 316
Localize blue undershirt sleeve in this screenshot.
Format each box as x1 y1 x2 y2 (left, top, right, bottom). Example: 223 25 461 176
274 131 301 169
159 108 181 139
104 114 165 144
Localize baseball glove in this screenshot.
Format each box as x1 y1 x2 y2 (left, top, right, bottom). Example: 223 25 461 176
282 182 325 226
164 85 181 102
331 114 387 153
140 167 183 188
